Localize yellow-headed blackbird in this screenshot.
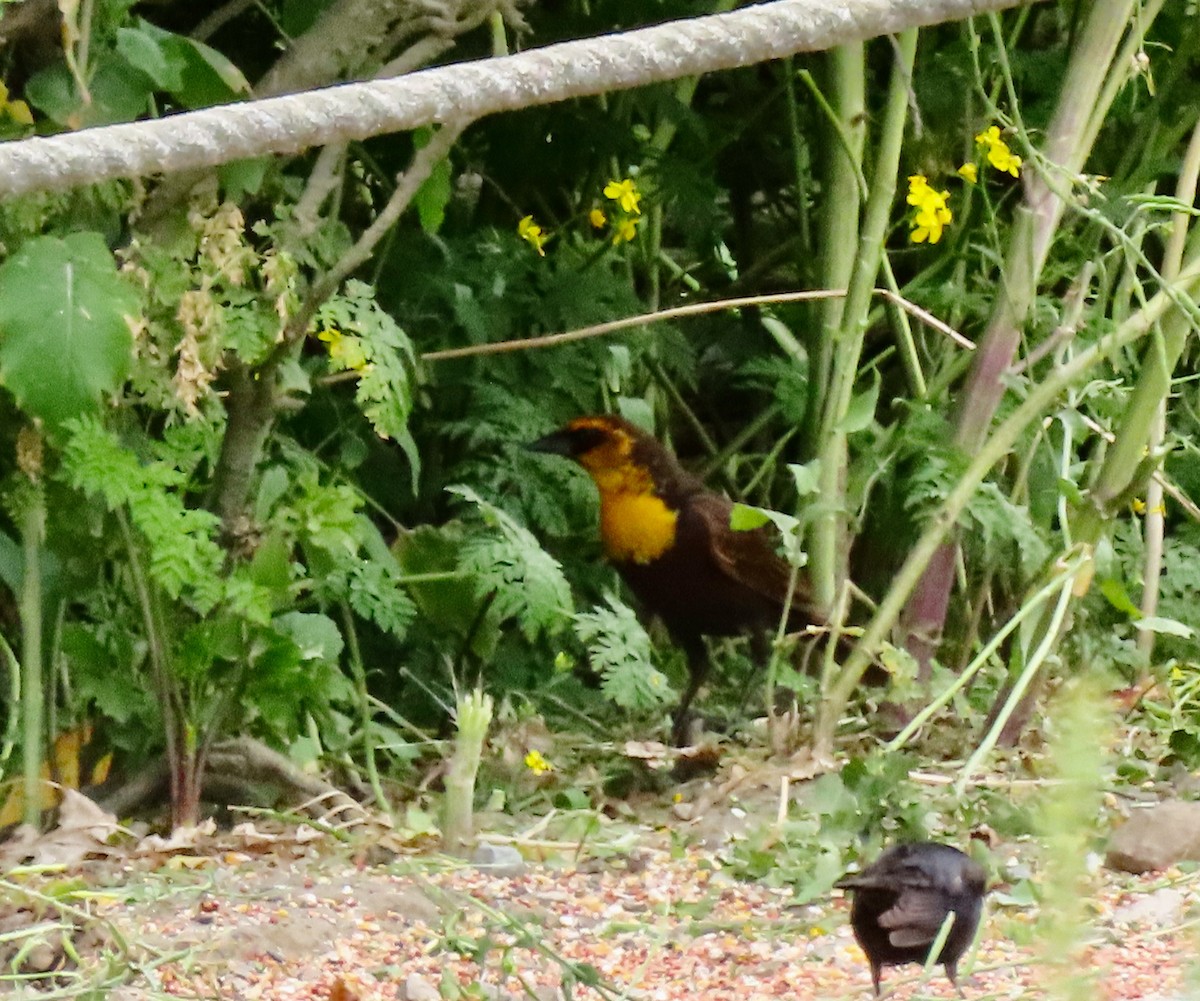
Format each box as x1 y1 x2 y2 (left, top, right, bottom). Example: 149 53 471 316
837 842 987 996
529 414 824 743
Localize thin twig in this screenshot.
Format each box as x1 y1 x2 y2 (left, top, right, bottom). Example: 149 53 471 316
421 287 975 362
279 118 471 353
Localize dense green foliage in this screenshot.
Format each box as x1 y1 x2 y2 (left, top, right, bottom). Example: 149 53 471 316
0 0 1198 836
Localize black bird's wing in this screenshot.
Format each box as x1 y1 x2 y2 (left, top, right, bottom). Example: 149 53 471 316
876 886 954 948
687 492 822 623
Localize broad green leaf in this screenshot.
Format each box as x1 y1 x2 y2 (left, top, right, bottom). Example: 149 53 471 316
116 24 185 92
414 127 453 234
220 157 271 200
1135 615 1193 638
25 58 152 127
616 396 654 433
135 24 250 108
274 611 345 662
0 233 137 427
394 522 496 655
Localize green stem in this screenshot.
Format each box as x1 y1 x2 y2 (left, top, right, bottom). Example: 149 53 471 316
341 602 393 819
811 33 914 613
19 486 43 827
880 254 926 399
955 570 1075 795
0 630 19 785
885 553 1086 753
782 58 812 278
442 688 493 855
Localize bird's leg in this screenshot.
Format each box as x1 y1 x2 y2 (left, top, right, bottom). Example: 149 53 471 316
946 962 966 998
870 961 882 997
671 642 710 746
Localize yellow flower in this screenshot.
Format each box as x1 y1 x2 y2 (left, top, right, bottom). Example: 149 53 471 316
524 750 553 775
604 178 641 215
0 81 32 126
958 162 978 183
317 327 368 372
589 208 607 229
974 125 1022 177
1131 498 1165 516
517 215 548 256
906 175 952 244
611 216 639 245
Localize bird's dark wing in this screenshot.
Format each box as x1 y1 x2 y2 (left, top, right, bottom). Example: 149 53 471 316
877 887 953 948
684 492 821 622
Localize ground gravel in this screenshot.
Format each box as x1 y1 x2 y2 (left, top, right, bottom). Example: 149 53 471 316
89 842 1196 1001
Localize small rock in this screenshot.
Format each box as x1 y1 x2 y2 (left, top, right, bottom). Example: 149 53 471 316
533 987 565 1001
471 843 525 877
402 972 441 1001
23 941 61 974
1110 887 1185 928
1106 800 1200 873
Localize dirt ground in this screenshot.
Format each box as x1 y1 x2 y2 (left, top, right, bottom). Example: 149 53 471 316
4 754 1198 1001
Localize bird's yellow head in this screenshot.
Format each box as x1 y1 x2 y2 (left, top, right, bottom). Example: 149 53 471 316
528 415 656 494
529 415 677 563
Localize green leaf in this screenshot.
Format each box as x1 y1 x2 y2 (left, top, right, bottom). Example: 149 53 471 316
836 373 880 434
788 459 821 497
220 157 271 200
116 24 185 92
25 58 153 127
394 522 496 655
274 611 345 661
134 23 250 107
0 532 20 596
0 234 137 427
1099 577 1140 617
414 127 453 234
616 396 655 434
451 485 572 641
1135 615 1193 638
574 595 673 710
315 282 420 490
729 503 770 531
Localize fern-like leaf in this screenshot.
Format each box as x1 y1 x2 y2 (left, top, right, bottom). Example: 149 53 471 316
574 595 673 711
451 485 572 640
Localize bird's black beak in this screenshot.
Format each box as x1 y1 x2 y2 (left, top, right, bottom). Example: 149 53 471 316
527 429 575 457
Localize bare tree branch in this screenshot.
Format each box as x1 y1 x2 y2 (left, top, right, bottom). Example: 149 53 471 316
0 0 1037 199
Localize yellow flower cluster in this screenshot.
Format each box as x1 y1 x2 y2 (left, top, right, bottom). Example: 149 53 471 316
975 125 1022 177
517 215 548 256
517 177 644 255
907 175 952 244
602 177 642 245
524 749 553 775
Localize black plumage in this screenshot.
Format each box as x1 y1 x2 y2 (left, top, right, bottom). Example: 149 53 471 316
836 842 987 996
530 415 824 744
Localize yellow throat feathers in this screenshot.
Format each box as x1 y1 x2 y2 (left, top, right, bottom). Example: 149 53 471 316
576 436 678 565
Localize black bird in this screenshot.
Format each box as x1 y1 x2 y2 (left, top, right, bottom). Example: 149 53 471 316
836 842 987 996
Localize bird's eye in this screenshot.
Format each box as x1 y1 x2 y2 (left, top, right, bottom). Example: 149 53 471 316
569 426 610 454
